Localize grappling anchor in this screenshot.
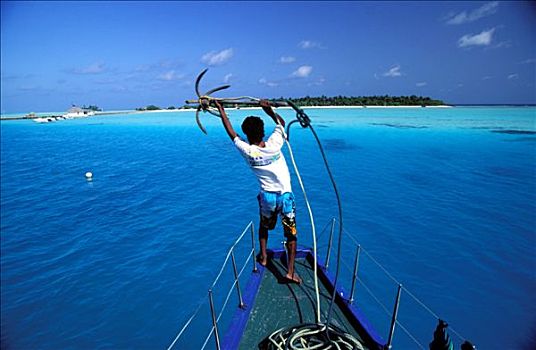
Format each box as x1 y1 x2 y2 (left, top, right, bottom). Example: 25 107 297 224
185 69 287 134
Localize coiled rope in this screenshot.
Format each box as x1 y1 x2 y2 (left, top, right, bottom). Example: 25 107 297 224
260 323 364 350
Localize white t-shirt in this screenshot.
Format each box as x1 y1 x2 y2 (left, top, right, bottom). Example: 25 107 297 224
233 125 292 194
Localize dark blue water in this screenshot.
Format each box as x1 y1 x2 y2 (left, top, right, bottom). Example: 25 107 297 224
1 107 535 349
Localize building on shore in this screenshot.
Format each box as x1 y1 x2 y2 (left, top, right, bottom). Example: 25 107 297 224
63 106 95 119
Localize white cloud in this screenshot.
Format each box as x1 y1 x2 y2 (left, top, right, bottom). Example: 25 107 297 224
507 73 519 80
446 1 499 25
291 65 313 78
458 28 495 47
223 73 233 83
72 62 106 74
416 82 427 87
482 76 493 80
298 40 323 49
383 65 402 77
279 56 296 64
259 78 278 87
157 70 184 81
201 48 234 66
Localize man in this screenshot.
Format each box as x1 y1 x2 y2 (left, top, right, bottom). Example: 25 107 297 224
215 100 301 284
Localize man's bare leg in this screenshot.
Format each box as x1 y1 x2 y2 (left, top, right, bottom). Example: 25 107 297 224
285 240 302 284
259 226 268 266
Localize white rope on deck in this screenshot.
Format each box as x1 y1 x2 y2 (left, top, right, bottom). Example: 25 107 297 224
283 132 322 324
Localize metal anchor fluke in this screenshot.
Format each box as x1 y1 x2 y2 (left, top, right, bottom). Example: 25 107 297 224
187 68 232 134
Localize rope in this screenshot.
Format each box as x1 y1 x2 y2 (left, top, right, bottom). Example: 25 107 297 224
283 134 322 324
184 73 473 347
262 323 365 350
304 124 344 329
260 111 322 324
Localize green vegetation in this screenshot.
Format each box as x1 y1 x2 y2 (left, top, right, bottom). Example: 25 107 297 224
136 105 161 111
170 95 445 110
82 105 102 111
272 95 445 106
179 95 445 109
167 106 176 110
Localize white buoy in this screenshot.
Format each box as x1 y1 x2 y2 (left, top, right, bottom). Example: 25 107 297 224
85 171 93 179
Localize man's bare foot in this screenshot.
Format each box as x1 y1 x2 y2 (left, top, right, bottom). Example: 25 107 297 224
285 272 302 284
257 254 268 267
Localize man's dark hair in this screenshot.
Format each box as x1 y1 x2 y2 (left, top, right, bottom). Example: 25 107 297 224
241 116 265 144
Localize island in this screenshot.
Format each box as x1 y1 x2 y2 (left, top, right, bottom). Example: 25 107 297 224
272 95 446 107
178 95 447 109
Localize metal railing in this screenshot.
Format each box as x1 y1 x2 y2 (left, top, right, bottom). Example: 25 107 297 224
167 221 257 350
322 218 470 349
168 219 471 349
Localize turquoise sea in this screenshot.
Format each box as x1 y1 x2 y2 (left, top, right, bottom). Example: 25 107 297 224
1 107 535 349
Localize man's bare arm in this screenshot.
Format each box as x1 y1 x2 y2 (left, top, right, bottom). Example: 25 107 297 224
215 101 238 140
260 100 285 127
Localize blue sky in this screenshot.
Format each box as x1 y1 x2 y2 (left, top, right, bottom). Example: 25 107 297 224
1 1 535 113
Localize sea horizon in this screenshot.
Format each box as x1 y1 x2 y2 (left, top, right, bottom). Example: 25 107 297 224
2 103 536 120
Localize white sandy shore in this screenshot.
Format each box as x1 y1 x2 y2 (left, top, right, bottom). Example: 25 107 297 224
1 105 452 119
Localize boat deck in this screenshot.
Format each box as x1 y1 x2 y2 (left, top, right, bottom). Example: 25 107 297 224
235 250 371 349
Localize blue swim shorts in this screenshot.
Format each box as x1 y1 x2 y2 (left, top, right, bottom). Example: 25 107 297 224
257 191 297 239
